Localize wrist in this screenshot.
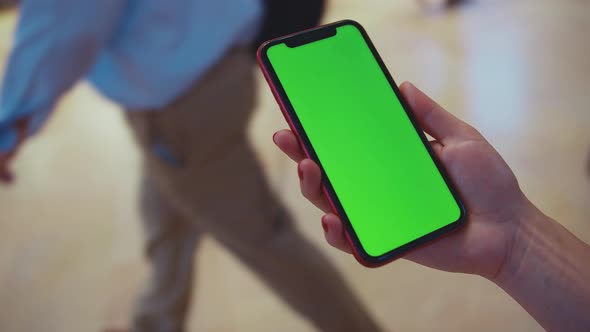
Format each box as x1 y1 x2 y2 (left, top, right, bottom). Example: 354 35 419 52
490 201 545 287
485 200 590 332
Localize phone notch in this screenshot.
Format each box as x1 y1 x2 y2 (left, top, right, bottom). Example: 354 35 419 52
285 27 337 48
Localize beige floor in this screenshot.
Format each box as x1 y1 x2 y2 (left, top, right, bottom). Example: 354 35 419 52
1 0 589 331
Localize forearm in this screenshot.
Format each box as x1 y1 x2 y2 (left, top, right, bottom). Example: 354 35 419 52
494 203 590 331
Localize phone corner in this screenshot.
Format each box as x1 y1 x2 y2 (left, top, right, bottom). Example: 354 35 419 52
455 199 468 227
353 250 396 269
255 41 270 66
337 19 361 28
336 19 366 33
345 229 391 268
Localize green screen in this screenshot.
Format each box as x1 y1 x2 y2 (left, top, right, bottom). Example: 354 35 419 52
266 23 461 257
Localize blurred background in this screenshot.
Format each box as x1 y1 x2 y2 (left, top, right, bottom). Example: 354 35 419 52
0 0 589 331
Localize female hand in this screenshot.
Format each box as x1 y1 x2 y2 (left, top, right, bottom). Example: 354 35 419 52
273 82 534 279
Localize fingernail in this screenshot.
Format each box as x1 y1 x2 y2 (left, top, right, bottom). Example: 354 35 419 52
297 162 303 180
321 216 329 233
272 132 278 143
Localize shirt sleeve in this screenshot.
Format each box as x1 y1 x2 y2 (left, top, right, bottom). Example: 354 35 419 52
0 0 126 152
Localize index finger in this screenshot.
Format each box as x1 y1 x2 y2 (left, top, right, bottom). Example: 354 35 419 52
273 129 306 162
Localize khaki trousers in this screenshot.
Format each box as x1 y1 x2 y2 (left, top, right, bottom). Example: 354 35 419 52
126 48 381 332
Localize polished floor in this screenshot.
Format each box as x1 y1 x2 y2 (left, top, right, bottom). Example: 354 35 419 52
0 0 589 331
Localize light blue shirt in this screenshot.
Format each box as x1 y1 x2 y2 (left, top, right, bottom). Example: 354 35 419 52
0 0 262 152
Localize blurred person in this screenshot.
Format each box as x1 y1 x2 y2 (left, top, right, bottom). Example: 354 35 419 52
0 1 385 332
273 82 590 332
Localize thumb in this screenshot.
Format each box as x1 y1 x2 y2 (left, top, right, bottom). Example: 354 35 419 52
399 82 481 144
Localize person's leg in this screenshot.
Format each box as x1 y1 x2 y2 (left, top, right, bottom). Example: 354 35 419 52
129 166 202 332
196 139 382 332
137 48 382 331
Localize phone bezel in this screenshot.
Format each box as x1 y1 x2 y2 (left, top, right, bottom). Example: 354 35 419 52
257 19 466 267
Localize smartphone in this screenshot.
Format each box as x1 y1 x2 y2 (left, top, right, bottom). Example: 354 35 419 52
257 20 466 267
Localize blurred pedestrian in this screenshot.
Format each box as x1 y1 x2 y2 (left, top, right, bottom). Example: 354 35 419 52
0 1 383 331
